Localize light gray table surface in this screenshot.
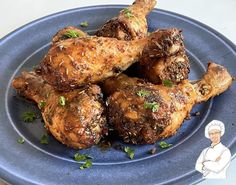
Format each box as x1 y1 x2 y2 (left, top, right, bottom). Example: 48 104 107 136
0 0 235 185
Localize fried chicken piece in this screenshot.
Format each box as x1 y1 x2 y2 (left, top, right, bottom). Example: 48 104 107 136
12 72 107 149
95 0 157 40
105 63 233 144
139 28 190 84
52 26 88 44
38 29 183 91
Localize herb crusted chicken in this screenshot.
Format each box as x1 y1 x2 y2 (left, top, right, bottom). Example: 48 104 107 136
12 72 107 149
105 63 233 144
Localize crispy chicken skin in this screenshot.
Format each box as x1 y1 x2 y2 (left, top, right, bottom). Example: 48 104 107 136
52 26 88 44
105 63 233 144
140 28 190 84
95 0 157 40
12 72 107 149
38 30 182 91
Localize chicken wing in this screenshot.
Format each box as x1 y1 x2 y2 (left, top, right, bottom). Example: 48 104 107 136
95 0 157 40
12 72 107 149
37 29 183 91
105 63 233 144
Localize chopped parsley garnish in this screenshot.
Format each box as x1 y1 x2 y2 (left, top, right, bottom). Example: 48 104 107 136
137 90 150 97
38 101 46 109
80 160 92 170
74 153 93 162
80 21 88 27
74 153 93 170
123 8 133 18
64 30 80 38
59 96 66 106
40 134 48 144
124 146 135 159
162 79 173 87
144 102 159 112
21 111 36 122
18 138 25 144
159 141 172 149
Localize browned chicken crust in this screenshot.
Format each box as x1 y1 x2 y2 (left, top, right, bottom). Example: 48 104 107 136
95 0 157 40
106 63 233 144
12 72 107 149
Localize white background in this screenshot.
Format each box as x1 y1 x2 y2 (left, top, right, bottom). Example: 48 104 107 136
0 0 235 185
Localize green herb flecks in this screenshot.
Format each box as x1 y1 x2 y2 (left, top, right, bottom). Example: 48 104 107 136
137 90 150 97
40 134 48 144
124 146 135 159
144 102 159 112
159 141 172 149
64 30 80 38
80 160 92 170
162 79 173 87
74 153 93 170
38 101 46 109
80 21 88 27
123 8 133 18
17 137 25 144
74 153 93 162
21 111 36 122
59 96 66 106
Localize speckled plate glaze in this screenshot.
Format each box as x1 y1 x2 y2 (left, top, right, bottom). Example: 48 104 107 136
0 5 236 185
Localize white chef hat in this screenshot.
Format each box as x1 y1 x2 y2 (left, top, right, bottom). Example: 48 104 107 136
205 120 225 138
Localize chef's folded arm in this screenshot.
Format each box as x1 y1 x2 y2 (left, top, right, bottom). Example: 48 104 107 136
202 149 231 173
195 150 206 173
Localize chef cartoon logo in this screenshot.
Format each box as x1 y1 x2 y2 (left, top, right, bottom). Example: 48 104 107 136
195 120 231 179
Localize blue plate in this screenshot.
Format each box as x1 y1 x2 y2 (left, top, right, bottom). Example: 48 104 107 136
0 5 236 185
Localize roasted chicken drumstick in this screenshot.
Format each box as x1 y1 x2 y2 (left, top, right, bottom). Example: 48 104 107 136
105 63 233 144
95 0 157 40
12 72 107 149
38 29 183 91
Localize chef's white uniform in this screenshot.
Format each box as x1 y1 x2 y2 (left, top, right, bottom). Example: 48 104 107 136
195 142 231 179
